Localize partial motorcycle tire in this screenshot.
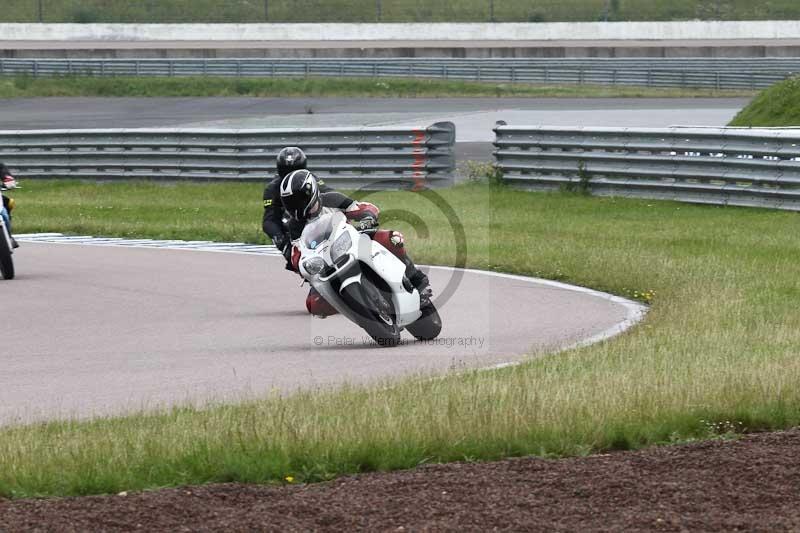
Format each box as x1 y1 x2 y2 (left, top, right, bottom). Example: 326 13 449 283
340 279 401 348
0 228 14 280
406 300 442 341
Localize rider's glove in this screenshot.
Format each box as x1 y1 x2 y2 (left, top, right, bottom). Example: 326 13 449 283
346 202 380 232
1 174 16 190
272 232 288 252
354 214 378 232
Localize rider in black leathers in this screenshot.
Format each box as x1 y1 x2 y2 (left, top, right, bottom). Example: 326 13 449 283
262 147 331 266
262 148 430 316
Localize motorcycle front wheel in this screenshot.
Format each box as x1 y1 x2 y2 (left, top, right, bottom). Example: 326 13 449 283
340 277 401 348
406 300 442 341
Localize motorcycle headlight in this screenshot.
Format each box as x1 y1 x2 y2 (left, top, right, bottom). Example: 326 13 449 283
331 232 352 260
303 256 325 276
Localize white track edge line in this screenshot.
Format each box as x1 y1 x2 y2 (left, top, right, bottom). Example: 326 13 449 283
425 265 647 371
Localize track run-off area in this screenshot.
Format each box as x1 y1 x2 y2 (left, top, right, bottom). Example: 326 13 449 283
1 96 743 426
1 236 644 426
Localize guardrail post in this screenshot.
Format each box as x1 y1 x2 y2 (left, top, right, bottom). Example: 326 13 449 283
236 60 241 77
544 67 549 83
202 60 207 76
305 63 310 78
169 61 174 77
33 61 38 78
578 67 584 85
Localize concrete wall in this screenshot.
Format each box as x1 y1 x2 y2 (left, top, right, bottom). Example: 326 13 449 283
1 21 799 43
3 22 798 59
6 45 800 60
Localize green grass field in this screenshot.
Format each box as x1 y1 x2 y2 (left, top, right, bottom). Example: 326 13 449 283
1 179 799 498
0 76 752 99
3 0 800 22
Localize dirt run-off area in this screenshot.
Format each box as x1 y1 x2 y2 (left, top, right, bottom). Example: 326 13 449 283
2 429 799 532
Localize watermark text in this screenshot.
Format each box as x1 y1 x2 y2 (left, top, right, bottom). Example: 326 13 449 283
312 335 485 349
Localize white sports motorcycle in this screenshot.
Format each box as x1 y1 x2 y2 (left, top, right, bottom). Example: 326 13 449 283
0 182 16 280
298 211 442 347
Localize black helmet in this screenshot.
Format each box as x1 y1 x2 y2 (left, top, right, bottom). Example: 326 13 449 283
280 169 321 221
276 147 307 179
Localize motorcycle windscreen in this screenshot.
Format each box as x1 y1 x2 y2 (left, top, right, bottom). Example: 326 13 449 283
301 213 336 250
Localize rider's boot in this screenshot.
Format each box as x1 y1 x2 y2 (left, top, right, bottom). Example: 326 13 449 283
4 198 17 248
8 219 17 249
403 255 432 305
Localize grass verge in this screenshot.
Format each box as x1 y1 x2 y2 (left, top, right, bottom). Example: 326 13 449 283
4 0 800 23
2 179 799 498
728 75 800 127
0 76 754 99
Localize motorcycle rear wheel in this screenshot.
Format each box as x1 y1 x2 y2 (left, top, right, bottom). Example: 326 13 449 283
0 227 14 280
0 226 14 279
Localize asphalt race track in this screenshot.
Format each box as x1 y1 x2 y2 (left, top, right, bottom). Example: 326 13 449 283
0 97 746 138
1 242 641 426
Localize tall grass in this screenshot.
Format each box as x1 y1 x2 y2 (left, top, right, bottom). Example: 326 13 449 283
4 0 800 22
0 76 750 99
1 180 799 498
728 76 800 127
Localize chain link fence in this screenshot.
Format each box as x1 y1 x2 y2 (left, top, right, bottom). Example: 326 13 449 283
3 0 799 23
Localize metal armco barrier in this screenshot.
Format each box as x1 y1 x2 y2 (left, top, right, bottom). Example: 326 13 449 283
0 58 797 89
493 125 800 211
0 122 456 188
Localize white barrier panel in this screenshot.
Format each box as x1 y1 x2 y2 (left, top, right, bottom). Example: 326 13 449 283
1 21 800 43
